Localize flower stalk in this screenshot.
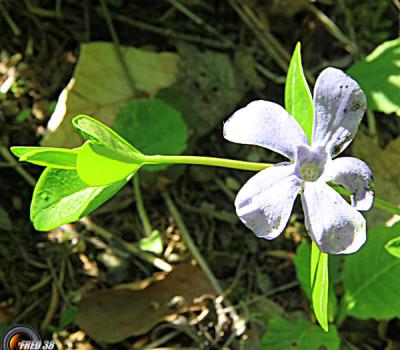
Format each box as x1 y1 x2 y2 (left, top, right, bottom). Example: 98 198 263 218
144 154 272 171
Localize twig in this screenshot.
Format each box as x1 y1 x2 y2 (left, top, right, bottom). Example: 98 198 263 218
166 0 223 39
254 63 286 84
13 296 46 323
0 146 36 187
133 174 153 237
40 282 59 331
112 13 233 49
0 2 21 36
226 0 289 71
99 0 137 93
143 330 180 349
46 256 69 304
162 191 223 295
307 3 359 54
80 217 172 272
162 191 245 336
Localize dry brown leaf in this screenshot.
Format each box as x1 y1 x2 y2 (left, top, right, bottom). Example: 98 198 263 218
41 42 179 148
75 263 214 343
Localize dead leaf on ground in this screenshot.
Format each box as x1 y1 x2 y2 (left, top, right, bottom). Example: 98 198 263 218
351 133 400 226
75 263 214 343
41 42 179 148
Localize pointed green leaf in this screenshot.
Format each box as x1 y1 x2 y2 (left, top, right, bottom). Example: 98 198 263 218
294 241 339 322
311 242 329 331
11 146 46 158
310 240 320 287
11 146 78 169
72 114 142 155
285 42 314 143
31 168 128 231
77 141 143 186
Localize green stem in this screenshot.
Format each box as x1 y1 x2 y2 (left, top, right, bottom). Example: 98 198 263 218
332 184 400 216
146 156 400 216
145 154 272 171
133 174 153 237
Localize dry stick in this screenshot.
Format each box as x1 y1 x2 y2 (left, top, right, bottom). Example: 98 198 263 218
0 146 36 186
99 0 136 94
40 282 59 331
162 192 244 335
166 0 224 39
80 217 172 272
111 13 233 49
0 2 21 36
307 3 359 55
13 297 47 324
254 62 286 84
162 191 223 294
226 0 289 72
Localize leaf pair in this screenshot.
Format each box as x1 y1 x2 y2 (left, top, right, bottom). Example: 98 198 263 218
12 115 146 187
11 116 142 231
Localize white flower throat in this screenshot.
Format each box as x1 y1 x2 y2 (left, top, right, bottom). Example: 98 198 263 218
296 145 329 182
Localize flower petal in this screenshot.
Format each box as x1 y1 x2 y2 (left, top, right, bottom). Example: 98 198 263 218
224 100 308 160
326 157 374 211
235 163 301 239
302 181 366 254
313 68 367 156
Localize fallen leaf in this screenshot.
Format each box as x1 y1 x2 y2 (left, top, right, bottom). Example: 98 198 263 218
75 264 213 343
157 43 248 142
351 133 400 226
41 42 179 148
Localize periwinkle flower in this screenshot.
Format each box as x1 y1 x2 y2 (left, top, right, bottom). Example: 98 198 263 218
224 68 374 254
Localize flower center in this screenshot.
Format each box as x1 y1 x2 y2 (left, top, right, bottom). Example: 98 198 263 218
299 162 321 182
296 145 329 182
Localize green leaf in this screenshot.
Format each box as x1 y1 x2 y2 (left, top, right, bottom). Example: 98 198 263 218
343 222 400 319
41 42 179 148
31 168 127 231
76 142 143 186
261 317 340 350
310 242 329 331
113 99 188 171
285 42 314 142
11 146 78 169
294 241 339 322
385 236 400 258
139 230 163 255
348 38 400 116
72 115 141 155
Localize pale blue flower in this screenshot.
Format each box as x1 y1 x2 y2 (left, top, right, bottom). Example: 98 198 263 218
224 68 374 254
